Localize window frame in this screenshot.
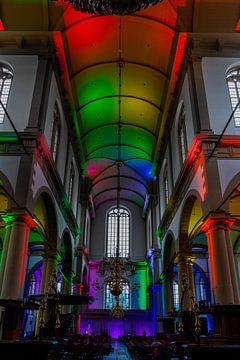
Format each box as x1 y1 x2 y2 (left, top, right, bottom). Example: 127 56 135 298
178 104 188 164
173 280 179 311
105 279 130 310
106 206 130 258
0 64 13 124
68 161 75 204
163 165 169 207
226 66 240 127
51 102 61 162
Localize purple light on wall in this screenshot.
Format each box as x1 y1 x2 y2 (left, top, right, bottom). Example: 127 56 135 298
80 317 153 337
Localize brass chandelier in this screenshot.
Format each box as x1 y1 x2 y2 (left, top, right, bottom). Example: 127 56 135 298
65 0 163 15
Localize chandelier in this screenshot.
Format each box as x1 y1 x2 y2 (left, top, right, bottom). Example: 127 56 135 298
65 0 163 15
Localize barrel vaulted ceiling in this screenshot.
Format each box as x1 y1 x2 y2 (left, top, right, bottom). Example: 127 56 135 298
0 0 239 210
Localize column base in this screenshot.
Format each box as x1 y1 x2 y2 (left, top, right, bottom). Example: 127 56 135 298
212 305 240 336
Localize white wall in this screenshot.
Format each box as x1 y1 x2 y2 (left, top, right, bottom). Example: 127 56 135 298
202 57 240 134
0 55 38 131
217 159 240 197
0 156 21 192
171 74 195 186
44 72 68 183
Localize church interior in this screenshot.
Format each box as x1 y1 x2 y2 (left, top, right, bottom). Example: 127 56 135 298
0 0 240 358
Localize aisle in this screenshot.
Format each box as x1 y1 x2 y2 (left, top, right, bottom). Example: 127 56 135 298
103 341 132 360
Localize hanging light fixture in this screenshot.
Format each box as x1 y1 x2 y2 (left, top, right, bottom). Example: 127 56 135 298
64 0 163 16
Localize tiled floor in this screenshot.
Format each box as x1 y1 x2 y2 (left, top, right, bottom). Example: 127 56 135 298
103 341 132 360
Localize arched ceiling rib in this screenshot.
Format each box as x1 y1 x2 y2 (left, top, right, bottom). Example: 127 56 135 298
61 7 178 208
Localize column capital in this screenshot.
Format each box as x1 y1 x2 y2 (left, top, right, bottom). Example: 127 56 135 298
201 211 235 233
42 247 59 260
2 208 36 229
175 253 194 266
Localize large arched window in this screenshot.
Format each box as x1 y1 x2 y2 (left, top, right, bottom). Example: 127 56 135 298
163 165 169 206
226 67 240 126
178 103 188 163
173 280 179 310
51 102 61 162
105 280 130 309
107 206 130 258
199 277 206 301
0 65 13 124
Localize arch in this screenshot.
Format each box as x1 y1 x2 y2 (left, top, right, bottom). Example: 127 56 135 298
25 260 43 297
33 190 58 248
222 171 240 213
60 230 73 275
179 192 204 253
163 232 175 276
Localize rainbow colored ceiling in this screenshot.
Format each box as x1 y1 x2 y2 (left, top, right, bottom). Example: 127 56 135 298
0 0 183 209
61 3 179 209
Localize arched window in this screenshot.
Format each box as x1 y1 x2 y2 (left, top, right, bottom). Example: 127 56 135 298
226 67 240 126
68 161 75 203
163 165 169 206
28 273 37 296
51 102 61 162
178 104 188 163
173 280 179 310
105 280 130 309
199 277 206 301
0 65 13 124
27 263 42 297
107 206 130 258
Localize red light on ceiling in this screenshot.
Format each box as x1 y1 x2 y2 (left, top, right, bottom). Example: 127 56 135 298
0 20 5 31
236 20 240 31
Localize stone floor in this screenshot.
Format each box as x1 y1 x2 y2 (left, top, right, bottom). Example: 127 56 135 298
103 341 132 360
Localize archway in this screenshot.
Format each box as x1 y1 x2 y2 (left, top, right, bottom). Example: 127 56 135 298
178 194 203 311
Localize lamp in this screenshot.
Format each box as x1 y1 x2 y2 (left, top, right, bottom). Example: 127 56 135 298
65 0 163 16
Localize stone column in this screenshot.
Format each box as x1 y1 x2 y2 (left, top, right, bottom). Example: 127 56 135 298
0 209 35 339
202 213 240 305
35 248 58 336
40 248 58 294
163 273 174 315
175 254 195 311
0 210 35 299
72 282 84 334
62 271 74 314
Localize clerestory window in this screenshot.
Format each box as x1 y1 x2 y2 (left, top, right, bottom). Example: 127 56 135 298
226 67 240 126
106 206 130 258
0 65 13 124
